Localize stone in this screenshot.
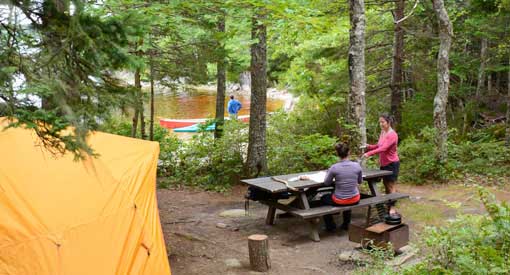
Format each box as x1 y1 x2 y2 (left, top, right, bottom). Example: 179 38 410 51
387 245 418 266
216 222 228 229
337 249 372 265
219 209 247 218
224 258 242 268
337 250 354 262
411 196 422 201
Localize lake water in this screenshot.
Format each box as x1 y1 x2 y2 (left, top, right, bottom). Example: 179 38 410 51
153 88 285 120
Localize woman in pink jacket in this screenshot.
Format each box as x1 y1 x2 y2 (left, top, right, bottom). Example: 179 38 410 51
363 114 400 215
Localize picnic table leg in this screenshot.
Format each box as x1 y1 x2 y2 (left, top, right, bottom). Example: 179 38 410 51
298 193 311 209
367 179 380 197
297 192 319 241
367 178 386 223
265 206 276 225
308 218 320 242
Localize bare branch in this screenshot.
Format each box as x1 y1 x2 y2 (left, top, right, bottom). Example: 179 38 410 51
366 42 392 51
395 0 420 24
367 84 391 93
0 22 18 45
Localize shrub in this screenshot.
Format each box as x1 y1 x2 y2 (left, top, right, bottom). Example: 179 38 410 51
99 117 170 143
158 119 247 192
398 127 457 182
266 111 338 174
399 127 510 182
398 188 510 274
157 112 340 191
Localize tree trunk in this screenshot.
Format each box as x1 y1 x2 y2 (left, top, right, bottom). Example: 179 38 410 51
40 0 69 110
506 54 510 146
431 0 453 162
131 68 141 138
476 38 488 98
246 10 268 177
496 70 501 95
215 15 226 139
488 73 493 95
348 0 367 148
248 234 271 272
139 90 146 140
460 99 468 136
149 51 155 141
390 0 405 127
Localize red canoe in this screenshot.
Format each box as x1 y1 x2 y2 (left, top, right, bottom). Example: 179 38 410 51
160 115 250 129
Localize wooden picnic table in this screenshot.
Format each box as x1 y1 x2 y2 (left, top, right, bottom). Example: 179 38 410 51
242 169 392 193
242 168 407 241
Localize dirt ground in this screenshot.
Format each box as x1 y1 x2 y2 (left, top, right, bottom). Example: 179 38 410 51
157 182 510 275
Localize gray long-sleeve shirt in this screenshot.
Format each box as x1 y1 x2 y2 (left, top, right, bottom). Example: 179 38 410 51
323 159 362 199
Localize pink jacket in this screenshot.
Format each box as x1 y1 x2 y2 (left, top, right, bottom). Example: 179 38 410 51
366 130 399 167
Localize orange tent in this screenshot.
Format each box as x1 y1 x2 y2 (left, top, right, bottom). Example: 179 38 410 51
0 118 171 275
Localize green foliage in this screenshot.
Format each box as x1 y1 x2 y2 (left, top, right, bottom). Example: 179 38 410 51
2 0 509 186
399 127 510 183
354 243 396 275
154 109 339 191
398 188 510 275
273 98 340 136
399 127 454 181
1 1 140 159
399 93 435 139
99 117 169 142
267 111 338 174
157 120 246 192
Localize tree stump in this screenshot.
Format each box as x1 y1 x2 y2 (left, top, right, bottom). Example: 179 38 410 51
248 234 271 272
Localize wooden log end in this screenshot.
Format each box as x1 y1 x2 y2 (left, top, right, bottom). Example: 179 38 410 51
248 234 268 241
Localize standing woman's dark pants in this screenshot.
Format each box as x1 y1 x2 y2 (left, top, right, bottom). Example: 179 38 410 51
380 161 400 208
320 194 359 231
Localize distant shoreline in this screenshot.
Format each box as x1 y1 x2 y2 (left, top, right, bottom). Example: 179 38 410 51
192 84 297 112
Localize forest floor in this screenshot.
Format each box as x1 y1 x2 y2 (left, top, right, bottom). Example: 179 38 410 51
158 179 510 275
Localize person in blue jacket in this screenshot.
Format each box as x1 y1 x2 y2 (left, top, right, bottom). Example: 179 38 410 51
227 95 242 119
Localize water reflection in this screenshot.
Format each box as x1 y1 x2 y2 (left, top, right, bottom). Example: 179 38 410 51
153 88 284 120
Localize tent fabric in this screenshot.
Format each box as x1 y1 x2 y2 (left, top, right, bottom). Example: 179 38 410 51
0 118 171 275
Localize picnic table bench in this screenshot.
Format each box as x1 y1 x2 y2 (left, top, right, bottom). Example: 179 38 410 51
242 169 409 241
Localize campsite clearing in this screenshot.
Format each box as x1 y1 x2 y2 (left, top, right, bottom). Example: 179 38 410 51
159 181 510 275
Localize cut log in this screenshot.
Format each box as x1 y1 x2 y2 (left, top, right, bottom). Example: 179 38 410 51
248 234 271 272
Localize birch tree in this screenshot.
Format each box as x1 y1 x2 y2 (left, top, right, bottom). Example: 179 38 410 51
475 38 488 98
431 0 453 162
348 0 367 148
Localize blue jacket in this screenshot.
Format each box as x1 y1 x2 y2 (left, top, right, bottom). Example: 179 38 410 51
227 99 242 114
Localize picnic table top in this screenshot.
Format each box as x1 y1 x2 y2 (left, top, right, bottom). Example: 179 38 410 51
241 168 392 193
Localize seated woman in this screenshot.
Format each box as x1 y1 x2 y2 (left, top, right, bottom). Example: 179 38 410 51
320 143 362 231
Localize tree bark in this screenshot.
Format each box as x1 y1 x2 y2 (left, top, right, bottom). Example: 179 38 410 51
506 53 510 146
149 51 155 141
215 14 226 139
460 99 468 136
348 0 367 148
246 10 268 177
431 0 453 162
139 85 146 140
40 0 69 110
131 68 141 138
248 234 271 272
487 72 493 95
390 0 405 127
476 38 488 98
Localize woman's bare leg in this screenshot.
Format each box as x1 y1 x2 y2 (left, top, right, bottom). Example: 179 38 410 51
383 178 397 214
